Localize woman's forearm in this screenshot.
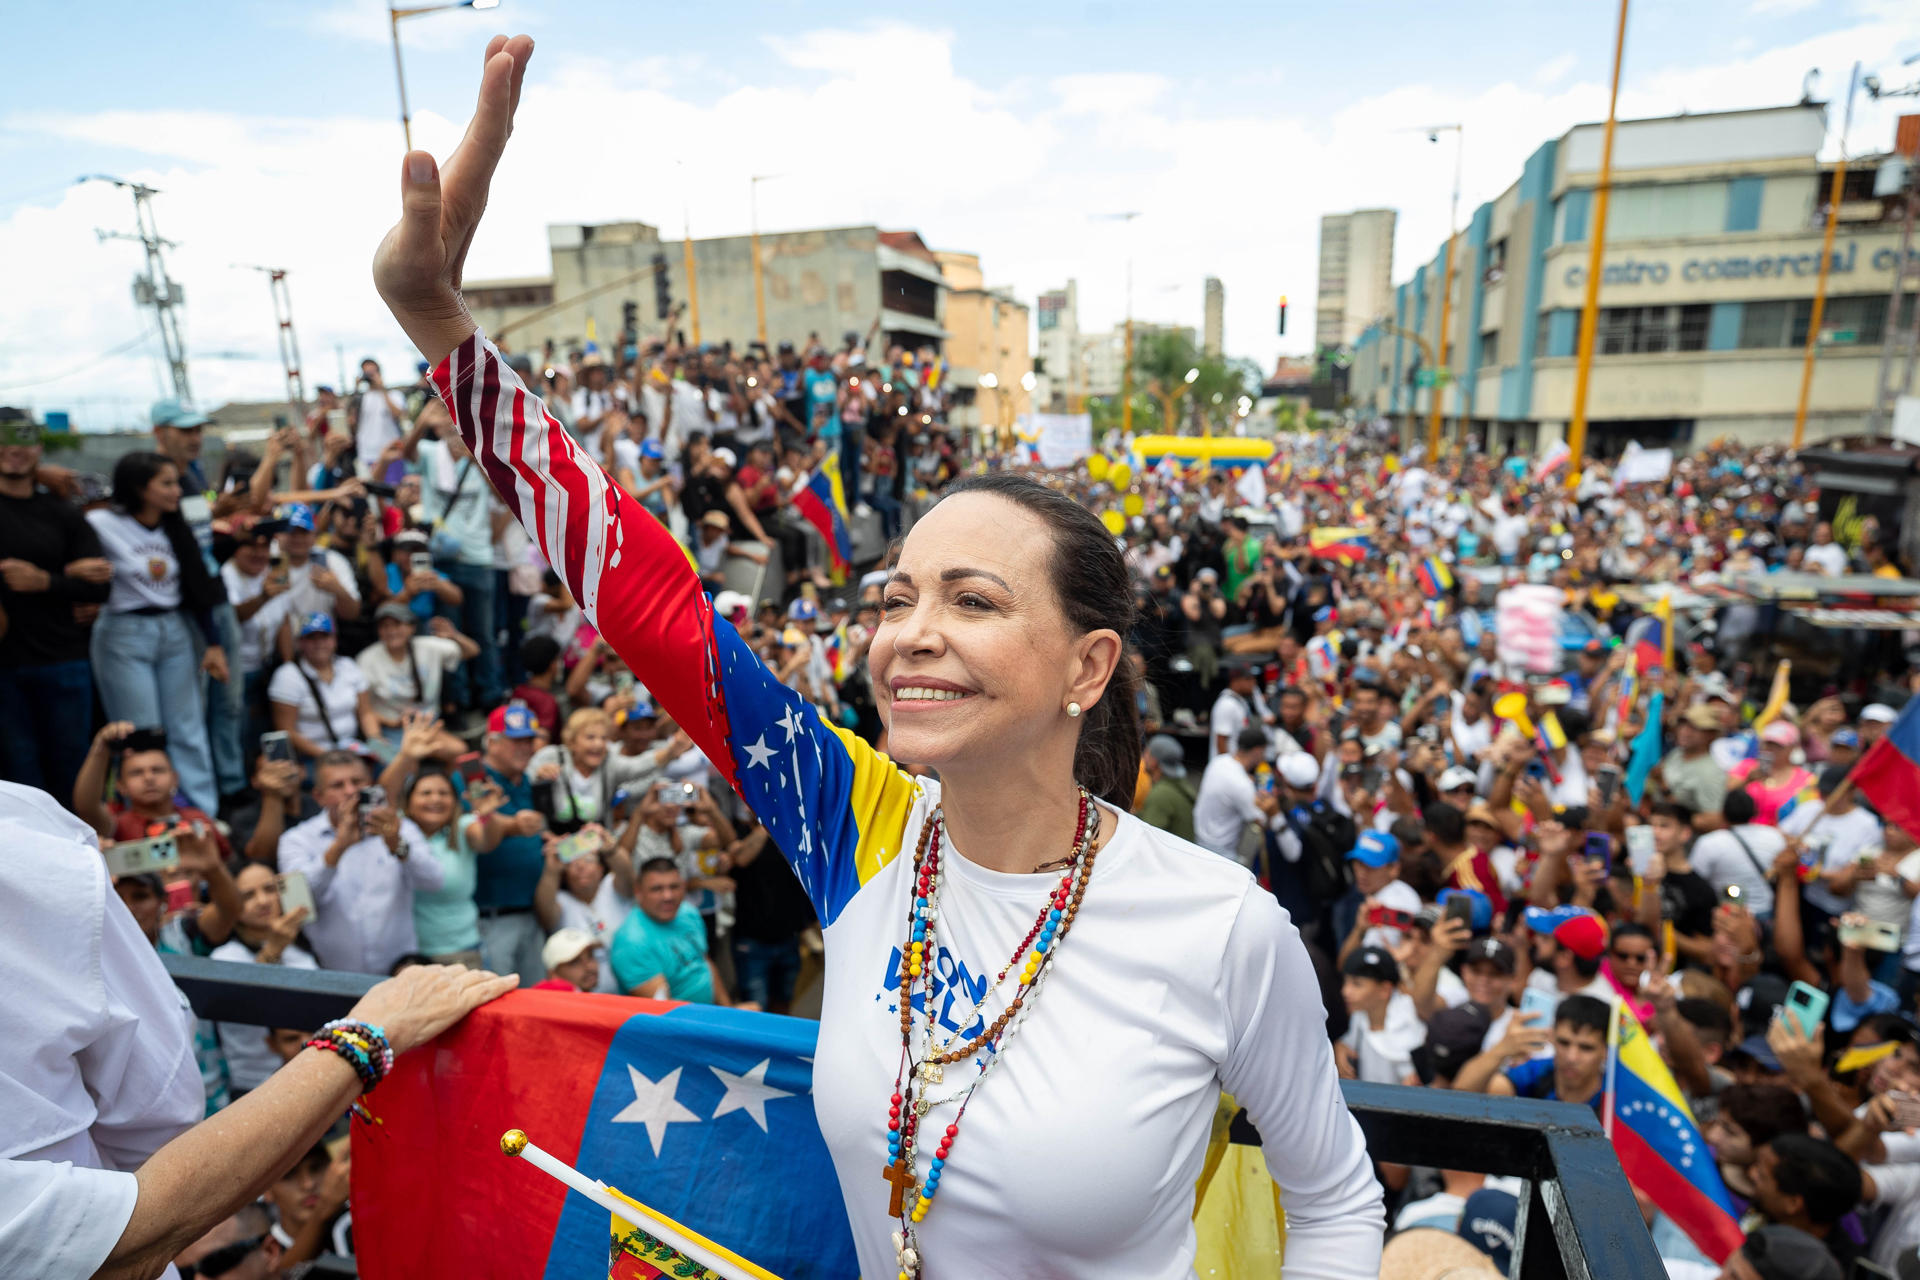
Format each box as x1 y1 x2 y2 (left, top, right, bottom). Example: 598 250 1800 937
98 1050 362 1280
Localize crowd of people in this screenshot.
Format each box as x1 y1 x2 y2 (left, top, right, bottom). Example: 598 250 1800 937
10 315 1920 1275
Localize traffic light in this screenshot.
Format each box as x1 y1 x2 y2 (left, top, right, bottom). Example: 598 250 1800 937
1277 295 1288 337
621 300 637 335
652 252 672 321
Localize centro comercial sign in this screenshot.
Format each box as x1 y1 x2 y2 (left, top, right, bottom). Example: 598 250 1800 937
1564 243 1917 287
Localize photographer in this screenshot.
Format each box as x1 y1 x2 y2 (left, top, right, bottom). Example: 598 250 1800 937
277 749 442 973
1181 567 1228 694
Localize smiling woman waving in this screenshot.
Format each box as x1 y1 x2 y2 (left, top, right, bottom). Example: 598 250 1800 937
369 35 1382 1279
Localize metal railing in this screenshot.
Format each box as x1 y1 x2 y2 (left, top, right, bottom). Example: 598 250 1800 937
165 953 1664 1280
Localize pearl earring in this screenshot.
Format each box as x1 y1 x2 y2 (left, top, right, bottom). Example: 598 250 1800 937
1066 701 1082 718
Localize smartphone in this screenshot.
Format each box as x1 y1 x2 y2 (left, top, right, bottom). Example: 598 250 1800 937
1442 893 1476 929
680 782 699 806
455 752 486 787
1624 825 1657 877
259 731 293 765
1889 1093 1920 1133
1519 986 1560 1026
164 878 195 913
1365 905 1417 931
1595 764 1622 807
555 832 601 863
364 481 398 499
410 552 434 575
103 833 179 879
1781 980 1831 1039
1583 831 1613 876
1839 917 1903 953
277 870 317 923
357 785 387 821
1722 884 1745 906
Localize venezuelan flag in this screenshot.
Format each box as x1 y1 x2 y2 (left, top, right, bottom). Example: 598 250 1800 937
1851 696 1920 840
1415 557 1454 599
1308 527 1372 565
793 467 853 580
1605 1002 1744 1263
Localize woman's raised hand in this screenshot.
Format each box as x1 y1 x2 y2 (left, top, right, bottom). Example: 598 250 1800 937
372 34 534 367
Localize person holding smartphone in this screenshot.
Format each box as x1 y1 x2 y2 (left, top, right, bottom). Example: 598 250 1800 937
208 861 317 1093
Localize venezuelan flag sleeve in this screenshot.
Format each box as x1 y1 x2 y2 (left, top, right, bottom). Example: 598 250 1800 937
432 334 917 924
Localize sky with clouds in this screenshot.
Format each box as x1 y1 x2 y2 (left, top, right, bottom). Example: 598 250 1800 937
4 0 1918 427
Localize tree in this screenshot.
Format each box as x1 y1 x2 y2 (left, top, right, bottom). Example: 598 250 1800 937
1128 331 1257 435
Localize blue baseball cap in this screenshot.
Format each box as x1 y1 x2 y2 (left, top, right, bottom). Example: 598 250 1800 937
615 699 657 725
787 598 819 622
283 503 316 532
1312 605 1334 624
487 703 538 739
1831 727 1861 749
149 397 210 430
297 612 334 637
640 439 664 460
1457 1188 1519 1273
1347 831 1401 867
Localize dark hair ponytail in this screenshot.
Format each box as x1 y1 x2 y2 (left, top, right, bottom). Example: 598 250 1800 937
938 472 1142 809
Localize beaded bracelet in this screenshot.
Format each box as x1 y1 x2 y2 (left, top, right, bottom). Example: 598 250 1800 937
304 1020 394 1093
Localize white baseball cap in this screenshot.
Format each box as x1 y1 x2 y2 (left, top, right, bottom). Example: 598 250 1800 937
1277 752 1320 789
541 927 599 971
1862 703 1899 724
711 591 752 624
1438 766 1479 793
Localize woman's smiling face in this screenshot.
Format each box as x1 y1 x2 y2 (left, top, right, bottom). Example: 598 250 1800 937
869 492 1089 771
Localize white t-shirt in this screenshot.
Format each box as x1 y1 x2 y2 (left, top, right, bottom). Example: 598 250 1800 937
1209 690 1252 758
1192 754 1265 861
1690 824 1785 915
1804 542 1849 576
208 939 318 1089
356 388 404 468
809 789 1384 1279
0 783 203 1278
1339 991 1427 1085
1449 700 1495 766
221 562 293 675
355 636 462 722
268 655 369 750
87 509 181 613
555 875 633 993
279 548 361 623
1782 802 1884 916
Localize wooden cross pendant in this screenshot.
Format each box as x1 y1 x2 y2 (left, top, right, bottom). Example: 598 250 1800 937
884 1153 916 1217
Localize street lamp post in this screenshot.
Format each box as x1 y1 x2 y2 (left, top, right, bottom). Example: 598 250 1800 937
1419 123 1464 461
388 0 500 151
1159 366 1199 437
750 174 784 348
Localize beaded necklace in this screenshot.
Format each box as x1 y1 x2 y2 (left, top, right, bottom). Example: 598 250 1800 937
882 788 1099 1279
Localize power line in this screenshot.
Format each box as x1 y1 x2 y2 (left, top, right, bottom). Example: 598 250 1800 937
0 329 157 393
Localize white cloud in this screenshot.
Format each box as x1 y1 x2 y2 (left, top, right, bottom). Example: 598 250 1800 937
1531 53 1577 90
4 13 1919 426
1749 0 1821 15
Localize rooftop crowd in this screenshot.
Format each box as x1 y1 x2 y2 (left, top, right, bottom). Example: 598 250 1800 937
7 318 1920 1277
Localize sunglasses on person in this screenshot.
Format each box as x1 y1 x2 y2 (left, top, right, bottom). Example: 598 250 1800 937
176 1234 265 1279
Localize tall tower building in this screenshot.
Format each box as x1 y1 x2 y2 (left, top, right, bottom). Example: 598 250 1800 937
1036 280 1079 406
1202 276 1224 357
1315 209 1396 350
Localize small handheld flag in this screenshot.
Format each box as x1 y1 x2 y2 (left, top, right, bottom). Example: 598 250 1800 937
500 1129 777 1280
1849 697 1920 841
1415 557 1454 599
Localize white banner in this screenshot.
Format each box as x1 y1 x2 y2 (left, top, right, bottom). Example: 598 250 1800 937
1614 440 1673 487
1021 413 1093 470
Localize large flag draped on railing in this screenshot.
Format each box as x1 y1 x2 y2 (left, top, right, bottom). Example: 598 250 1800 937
352 991 858 1280
792 461 853 582
353 992 1289 1279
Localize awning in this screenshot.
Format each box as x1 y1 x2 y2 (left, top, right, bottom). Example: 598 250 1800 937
880 307 947 341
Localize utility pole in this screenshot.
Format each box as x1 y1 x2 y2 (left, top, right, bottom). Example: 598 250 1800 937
1565 0 1629 489
1793 62 1861 449
236 264 306 409
88 175 192 403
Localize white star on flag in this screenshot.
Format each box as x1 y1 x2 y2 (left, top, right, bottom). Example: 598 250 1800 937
611 1064 700 1156
778 705 803 742
709 1059 795 1132
743 735 776 770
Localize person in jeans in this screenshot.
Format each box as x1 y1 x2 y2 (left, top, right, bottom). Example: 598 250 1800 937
86 452 230 813
415 399 503 710
0 408 111 800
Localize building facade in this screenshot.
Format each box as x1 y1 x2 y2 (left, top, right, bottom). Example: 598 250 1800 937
1351 105 1920 455
1316 209 1397 351
1077 322 1199 398
463 222 948 360
1036 280 1079 409
935 250 1033 429
1204 276 1225 357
